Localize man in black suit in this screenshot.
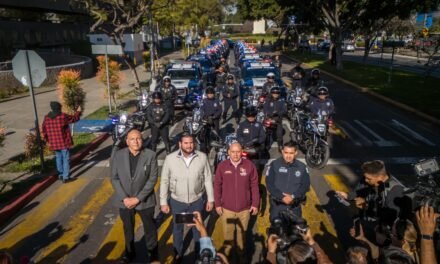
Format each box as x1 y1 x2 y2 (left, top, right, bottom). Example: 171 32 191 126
111 129 159 263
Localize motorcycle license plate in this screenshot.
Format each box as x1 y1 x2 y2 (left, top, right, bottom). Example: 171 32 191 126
117 125 126 134
318 124 326 133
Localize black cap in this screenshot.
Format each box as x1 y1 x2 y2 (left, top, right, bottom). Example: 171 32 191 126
227 74 234 80
206 87 215 94
245 106 258 117
152 91 162 99
317 86 329 95
270 86 281 94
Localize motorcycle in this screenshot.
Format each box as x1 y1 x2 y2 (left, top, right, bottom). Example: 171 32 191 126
242 88 266 109
286 86 307 124
291 111 331 169
109 111 145 144
137 90 151 112
263 115 279 150
211 133 257 170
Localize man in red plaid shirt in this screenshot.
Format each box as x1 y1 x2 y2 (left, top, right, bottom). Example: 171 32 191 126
42 101 82 183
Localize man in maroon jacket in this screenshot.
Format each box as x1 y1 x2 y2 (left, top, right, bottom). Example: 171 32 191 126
42 101 81 183
214 142 260 262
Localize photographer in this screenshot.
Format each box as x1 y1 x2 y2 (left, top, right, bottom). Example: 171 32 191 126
266 228 332 264
189 212 229 264
336 160 407 231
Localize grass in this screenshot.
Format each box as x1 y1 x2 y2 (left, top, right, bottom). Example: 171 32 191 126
84 106 111 120
1 133 96 173
284 50 440 118
228 35 278 42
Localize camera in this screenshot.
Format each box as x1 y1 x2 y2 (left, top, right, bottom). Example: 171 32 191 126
405 157 440 213
195 248 221 264
267 209 309 252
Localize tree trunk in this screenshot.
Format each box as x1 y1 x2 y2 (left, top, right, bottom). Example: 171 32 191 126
334 29 343 70
363 37 371 63
114 34 141 90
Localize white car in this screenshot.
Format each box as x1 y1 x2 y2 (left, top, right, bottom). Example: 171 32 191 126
342 43 355 52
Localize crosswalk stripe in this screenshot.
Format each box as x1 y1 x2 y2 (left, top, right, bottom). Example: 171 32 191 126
354 120 399 147
35 178 114 263
391 119 436 146
0 178 90 254
322 174 351 193
339 120 372 146
374 120 419 146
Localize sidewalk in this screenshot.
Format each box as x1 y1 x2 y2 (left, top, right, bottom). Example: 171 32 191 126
0 50 183 164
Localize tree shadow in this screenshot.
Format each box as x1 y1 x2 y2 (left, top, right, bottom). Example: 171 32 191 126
0 202 39 234
37 234 89 263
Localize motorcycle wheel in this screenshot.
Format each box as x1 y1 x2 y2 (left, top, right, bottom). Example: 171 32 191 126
305 142 330 169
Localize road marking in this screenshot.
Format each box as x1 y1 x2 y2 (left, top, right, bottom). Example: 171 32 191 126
354 120 399 147
0 178 89 253
391 119 435 146
35 178 114 263
373 120 419 146
339 120 371 147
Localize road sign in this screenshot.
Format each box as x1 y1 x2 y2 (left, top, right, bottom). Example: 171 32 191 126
12 50 47 87
91 45 124 55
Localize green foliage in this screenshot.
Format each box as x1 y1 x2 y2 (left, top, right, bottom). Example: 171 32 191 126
96 55 122 109
0 121 6 147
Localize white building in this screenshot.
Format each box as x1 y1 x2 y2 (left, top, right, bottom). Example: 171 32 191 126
88 34 144 65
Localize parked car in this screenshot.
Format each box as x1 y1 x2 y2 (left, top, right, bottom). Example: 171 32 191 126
342 42 355 52
318 41 331 52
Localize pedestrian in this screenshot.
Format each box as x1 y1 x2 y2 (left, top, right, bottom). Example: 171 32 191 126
110 129 159 263
214 142 260 262
42 101 81 183
159 133 214 262
146 91 171 153
266 141 310 221
221 74 240 124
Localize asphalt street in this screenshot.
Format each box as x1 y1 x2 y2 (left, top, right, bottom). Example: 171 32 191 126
0 47 438 264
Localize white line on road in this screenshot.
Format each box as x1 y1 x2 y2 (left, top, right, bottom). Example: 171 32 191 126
339 120 371 147
373 120 419 146
354 120 399 147
391 119 436 146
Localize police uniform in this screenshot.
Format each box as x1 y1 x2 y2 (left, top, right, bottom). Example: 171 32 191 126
201 98 222 134
146 102 171 153
220 62 230 73
262 82 276 95
266 158 310 221
215 72 227 90
305 78 320 96
308 97 335 117
156 84 177 122
221 83 239 122
263 98 287 147
236 119 265 148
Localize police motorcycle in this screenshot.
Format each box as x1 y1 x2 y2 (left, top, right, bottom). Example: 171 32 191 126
211 133 257 170
290 110 330 169
286 86 307 123
134 89 151 130
242 89 266 123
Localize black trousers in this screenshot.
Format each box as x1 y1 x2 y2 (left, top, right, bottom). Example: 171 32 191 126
223 98 238 120
150 125 170 151
165 102 175 122
266 123 284 148
119 207 157 256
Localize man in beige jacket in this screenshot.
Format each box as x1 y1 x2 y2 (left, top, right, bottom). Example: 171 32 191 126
160 132 214 261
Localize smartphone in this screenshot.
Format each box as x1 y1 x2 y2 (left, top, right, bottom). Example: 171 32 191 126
175 213 195 224
353 218 361 237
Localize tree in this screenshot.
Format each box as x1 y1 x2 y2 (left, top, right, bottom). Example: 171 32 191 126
76 0 171 89
96 55 122 110
57 70 86 115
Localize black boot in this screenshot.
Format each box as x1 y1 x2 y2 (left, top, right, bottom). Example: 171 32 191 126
147 246 159 262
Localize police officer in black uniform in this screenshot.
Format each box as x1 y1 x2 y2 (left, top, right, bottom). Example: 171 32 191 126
291 62 306 88
262 72 277 95
305 69 321 97
308 86 335 117
201 87 222 136
236 106 265 151
156 76 177 124
219 57 230 73
215 66 227 93
221 74 240 124
266 141 310 221
146 92 171 153
263 86 287 152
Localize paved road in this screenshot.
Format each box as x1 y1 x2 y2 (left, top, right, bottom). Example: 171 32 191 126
313 49 440 78
0 48 438 264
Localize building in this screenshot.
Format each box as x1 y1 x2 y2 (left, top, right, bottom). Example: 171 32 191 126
0 0 91 61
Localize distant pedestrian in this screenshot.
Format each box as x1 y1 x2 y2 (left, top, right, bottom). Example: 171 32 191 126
110 129 159 263
42 101 81 183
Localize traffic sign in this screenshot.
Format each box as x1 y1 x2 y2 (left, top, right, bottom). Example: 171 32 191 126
91 45 123 55
12 50 47 88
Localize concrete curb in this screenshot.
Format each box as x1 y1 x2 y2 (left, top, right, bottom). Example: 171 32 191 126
0 132 110 227
282 53 440 126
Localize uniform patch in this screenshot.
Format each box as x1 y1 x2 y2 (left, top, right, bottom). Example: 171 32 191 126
243 128 249 134
326 102 330 106
270 102 273 107
239 167 247 176
255 123 259 127
225 170 232 174
295 170 301 177
306 167 309 174
214 103 217 107
279 167 288 173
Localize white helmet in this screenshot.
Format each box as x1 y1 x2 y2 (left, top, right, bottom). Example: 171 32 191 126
267 72 275 78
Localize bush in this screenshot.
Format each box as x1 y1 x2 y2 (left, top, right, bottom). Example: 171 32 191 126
0 121 6 147
96 55 122 110
142 51 151 70
57 69 86 114
23 129 51 159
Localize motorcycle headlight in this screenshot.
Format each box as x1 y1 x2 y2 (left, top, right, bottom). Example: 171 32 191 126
192 122 200 131
117 125 126 134
119 114 128 124
295 97 301 104
318 124 326 133
141 100 148 107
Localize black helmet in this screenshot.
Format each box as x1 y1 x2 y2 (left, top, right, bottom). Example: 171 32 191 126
152 91 162 99
317 86 329 95
311 69 320 76
245 106 258 117
270 86 281 94
227 74 234 80
206 87 215 94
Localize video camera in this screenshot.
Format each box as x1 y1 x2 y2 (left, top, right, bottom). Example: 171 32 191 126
267 209 309 252
195 248 222 264
406 157 440 213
